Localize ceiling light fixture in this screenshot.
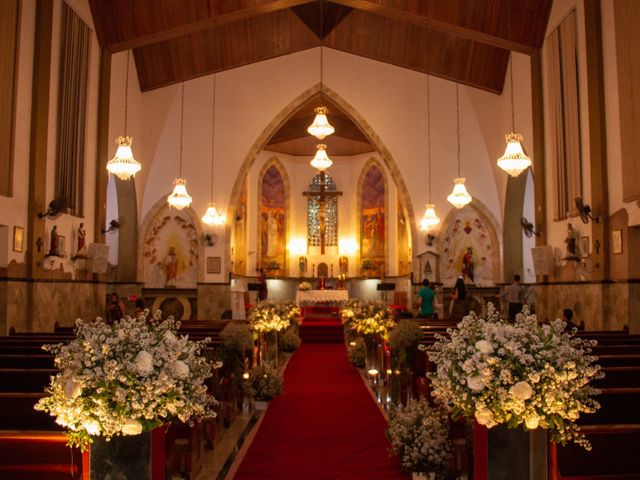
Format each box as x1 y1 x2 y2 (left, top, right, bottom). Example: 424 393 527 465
310 144 333 171
497 55 532 177
201 74 225 226
167 83 192 210
447 84 472 209
420 76 440 231
307 0 334 140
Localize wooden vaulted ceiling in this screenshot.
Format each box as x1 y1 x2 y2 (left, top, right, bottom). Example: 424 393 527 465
88 0 553 94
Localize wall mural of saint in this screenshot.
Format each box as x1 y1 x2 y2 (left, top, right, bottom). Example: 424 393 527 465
259 165 286 275
360 164 385 276
143 207 199 288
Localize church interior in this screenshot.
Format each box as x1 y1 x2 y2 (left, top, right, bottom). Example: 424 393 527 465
1 0 640 479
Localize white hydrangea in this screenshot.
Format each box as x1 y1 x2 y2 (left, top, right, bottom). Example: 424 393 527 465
35 314 218 449
427 304 602 450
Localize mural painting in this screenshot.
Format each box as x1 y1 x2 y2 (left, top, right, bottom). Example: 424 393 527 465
232 177 247 275
360 164 385 276
260 165 286 276
397 200 411 275
440 207 496 286
143 207 199 288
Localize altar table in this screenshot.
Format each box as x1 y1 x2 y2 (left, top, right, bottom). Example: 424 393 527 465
295 289 349 304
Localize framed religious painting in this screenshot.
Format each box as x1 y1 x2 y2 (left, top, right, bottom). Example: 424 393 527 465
612 229 623 254
207 256 221 274
580 236 589 258
13 226 24 253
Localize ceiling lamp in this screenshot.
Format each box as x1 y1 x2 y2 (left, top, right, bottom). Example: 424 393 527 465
448 84 472 209
201 74 226 226
168 178 192 210
420 204 441 230
107 50 141 180
497 55 531 177
310 144 333 171
307 106 334 139
307 1 334 140
167 83 192 210
420 76 440 231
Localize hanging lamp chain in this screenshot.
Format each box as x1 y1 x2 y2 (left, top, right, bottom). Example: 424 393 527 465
319 0 324 101
210 74 216 200
510 54 515 132
427 76 432 203
456 83 461 177
179 82 185 177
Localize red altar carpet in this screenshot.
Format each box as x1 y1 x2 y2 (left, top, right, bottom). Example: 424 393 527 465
233 343 407 479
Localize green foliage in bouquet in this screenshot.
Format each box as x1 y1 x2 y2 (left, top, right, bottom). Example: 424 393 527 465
388 319 422 369
280 327 301 352
348 337 367 368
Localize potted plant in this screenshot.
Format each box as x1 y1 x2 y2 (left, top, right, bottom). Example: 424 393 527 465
386 398 452 479
244 364 283 410
35 311 218 479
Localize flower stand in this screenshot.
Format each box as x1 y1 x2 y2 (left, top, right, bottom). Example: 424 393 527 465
473 423 548 480
90 431 152 480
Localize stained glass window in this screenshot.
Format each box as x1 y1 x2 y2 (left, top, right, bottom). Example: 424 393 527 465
307 172 338 247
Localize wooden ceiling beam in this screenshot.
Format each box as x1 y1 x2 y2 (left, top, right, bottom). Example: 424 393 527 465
90 0 315 52
328 0 552 55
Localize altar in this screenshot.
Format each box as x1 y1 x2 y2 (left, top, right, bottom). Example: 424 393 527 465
295 289 349 305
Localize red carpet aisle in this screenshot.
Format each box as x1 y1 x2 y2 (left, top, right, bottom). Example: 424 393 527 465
233 342 407 479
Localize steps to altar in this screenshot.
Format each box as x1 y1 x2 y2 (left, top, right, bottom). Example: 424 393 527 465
299 306 344 344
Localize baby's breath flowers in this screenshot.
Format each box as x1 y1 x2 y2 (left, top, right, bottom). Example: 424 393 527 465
427 304 602 449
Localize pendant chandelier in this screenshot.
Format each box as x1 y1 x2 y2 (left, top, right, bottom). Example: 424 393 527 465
497 55 531 177
447 84 472 209
106 50 141 180
307 0 334 140
420 76 440 231
167 83 192 210
201 74 226 226
310 144 333 171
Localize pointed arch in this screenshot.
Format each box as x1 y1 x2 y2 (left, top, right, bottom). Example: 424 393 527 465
257 156 289 276
357 159 388 276
138 196 205 286
437 199 502 287
225 84 418 276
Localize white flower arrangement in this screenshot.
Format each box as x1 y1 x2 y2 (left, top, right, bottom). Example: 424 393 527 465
298 281 312 291
248 300 300 334
427 304 602 449
35 311 218 449
386 399 452 477
342 300 396 337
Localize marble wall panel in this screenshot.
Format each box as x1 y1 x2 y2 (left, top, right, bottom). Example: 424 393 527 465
198 284 231 320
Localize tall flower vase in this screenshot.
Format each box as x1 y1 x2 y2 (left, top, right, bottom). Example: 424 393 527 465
473 422 548 480
90 431 152 480
364 335 380 373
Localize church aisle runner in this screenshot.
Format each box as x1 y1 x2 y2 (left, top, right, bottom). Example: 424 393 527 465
233 343 407 479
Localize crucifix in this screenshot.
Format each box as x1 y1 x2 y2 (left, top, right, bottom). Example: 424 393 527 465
303 171 342 254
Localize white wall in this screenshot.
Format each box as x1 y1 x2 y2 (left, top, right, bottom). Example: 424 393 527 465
128 48 511 277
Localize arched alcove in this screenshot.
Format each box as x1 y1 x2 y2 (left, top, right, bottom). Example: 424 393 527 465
225 84 418 276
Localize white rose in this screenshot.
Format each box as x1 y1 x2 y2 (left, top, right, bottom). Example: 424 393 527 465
172 360 189 379
121 418 143 435
509 381 533 401
475 407 494 426
82 420 100 435
466 375 485 391
525 415 540 429
475 340 494 354
135 350 154 376
64 378 82 399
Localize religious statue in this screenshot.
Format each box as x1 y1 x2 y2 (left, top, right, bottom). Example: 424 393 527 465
462 247 474 283
164 247 178 287
299 256 307 277
339 256 348 275
76 222 86 257
565 223 580 259
49 226 59 256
